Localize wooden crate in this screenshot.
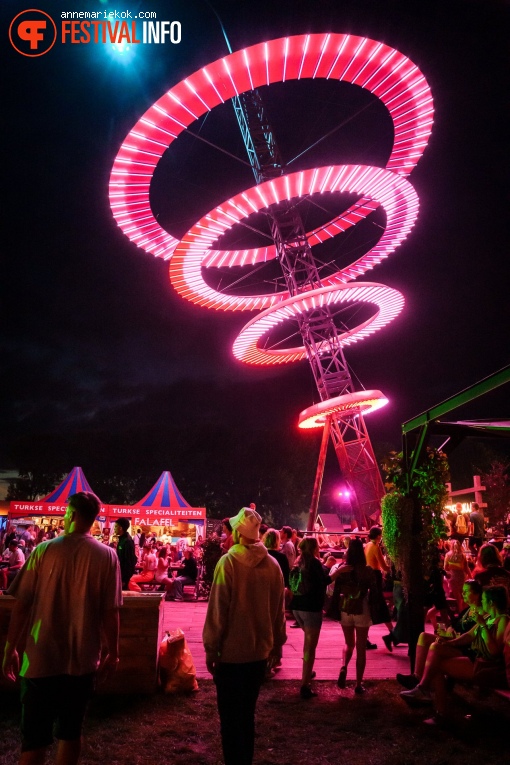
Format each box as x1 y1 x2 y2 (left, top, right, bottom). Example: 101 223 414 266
0 592 165 695
99 592 165 694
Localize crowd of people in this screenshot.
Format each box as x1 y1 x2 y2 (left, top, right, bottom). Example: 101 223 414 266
2 499 510 764
0 519 200 601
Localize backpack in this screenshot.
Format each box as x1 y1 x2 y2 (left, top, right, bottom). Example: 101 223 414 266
338 570 367 615
456 514 468 535
289 565 310 597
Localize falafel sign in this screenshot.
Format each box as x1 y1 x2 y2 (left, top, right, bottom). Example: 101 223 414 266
109 505 206 522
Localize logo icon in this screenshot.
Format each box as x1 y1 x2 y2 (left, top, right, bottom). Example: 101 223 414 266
9 9 57 57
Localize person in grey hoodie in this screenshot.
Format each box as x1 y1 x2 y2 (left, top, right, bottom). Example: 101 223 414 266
203 507 287 765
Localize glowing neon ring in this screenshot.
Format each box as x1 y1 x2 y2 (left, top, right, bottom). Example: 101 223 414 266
172 164 416 312
232 282 404 365
109 32 433 274
298 390 389 429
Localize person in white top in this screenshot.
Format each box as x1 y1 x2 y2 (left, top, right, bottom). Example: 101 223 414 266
280 526 296 568
0 540 25 590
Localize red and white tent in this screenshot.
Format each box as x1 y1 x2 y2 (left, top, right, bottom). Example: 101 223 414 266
107 470 206 527
9 466 108 519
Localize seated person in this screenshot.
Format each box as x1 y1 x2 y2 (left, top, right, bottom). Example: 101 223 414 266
128 543 157 591
473 543 510 597
0 540 25 590
154 547 174 598
400 585 509 721
167 548 198 601
397 579 483 689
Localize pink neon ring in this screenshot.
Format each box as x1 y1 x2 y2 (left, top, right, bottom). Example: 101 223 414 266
171 164 416 314
298 390 389 429
109 32 433 274
232 282 404 365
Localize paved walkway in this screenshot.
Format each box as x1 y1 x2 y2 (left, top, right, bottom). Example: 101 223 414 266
162 601 414 681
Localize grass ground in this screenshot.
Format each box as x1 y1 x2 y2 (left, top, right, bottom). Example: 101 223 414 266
1 680 509 765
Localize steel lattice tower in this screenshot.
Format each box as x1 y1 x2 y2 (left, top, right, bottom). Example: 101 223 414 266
231 88 384 526
109 33 434 528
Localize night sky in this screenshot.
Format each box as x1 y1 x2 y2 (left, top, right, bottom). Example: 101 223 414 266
2 0 509 497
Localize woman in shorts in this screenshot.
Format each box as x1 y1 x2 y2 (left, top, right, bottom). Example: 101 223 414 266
290 537 331 699
333 538 375 694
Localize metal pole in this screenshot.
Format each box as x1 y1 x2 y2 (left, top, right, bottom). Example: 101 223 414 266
307 417 331 532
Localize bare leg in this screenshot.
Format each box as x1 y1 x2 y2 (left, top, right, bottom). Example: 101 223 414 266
414 632 436 679
56 739 81 765
340 625 355 675
432 656 474 715
20 749 46 765
301 627 321 687
354 627 369 687
420 641 463 691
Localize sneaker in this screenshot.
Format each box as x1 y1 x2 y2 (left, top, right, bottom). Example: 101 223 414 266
400 685 432 704
290 622 302 628
354 685 366 694
396 673 419 690
300 685 317 699
337 666 347 689
174 597 184 602
366 640 378 650
382 633 393 652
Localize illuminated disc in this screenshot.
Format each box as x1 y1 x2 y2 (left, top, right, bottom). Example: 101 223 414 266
170 165 417 312
109 33 433 264
298 390 389 429
232 282 404 365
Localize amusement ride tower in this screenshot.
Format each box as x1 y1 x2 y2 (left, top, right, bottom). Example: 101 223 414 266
109 33 433 526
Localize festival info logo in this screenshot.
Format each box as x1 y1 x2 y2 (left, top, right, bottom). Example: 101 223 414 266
9 9 57 57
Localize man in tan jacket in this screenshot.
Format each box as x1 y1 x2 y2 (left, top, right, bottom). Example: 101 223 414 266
203 507 286 765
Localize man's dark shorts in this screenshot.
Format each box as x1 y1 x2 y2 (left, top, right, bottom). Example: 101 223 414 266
20 673 95 751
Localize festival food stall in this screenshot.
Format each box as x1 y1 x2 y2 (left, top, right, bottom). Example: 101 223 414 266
107 470 206 544
7 467 108 534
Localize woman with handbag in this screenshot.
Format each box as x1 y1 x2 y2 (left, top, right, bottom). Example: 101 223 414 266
332 538 376 694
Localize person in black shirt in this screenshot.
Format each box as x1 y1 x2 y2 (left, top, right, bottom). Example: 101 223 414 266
114 519 137 589
171 548 198 601
290 537 331 698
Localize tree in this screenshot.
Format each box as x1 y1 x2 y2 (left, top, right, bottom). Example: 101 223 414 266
380 448 449 589
7 471 64 501
477 458 510 525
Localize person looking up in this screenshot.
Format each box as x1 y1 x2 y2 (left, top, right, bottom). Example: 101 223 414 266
203 507 286 765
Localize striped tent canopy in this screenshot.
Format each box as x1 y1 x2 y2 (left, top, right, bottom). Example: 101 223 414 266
40 466 95 503
9 467 104 518
137 471 192 509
